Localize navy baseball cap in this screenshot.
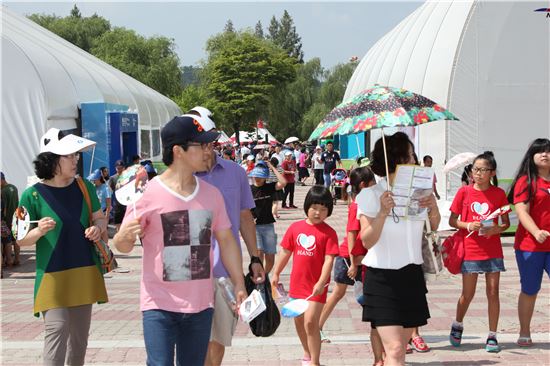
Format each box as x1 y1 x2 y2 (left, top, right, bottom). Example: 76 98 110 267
0 172 5 180
114 159 124 167
161 115 220 148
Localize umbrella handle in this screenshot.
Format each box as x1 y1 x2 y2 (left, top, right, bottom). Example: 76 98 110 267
304 283 329 301
381 129 390 191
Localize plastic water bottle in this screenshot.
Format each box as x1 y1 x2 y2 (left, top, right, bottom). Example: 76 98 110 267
218 277 236 305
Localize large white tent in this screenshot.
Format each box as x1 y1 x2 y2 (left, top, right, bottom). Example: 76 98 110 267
345 0 550 199
1 6 182 190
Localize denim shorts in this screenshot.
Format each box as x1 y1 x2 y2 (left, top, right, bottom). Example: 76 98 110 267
515 250 550 295
256 223 277 254
461 258 506 274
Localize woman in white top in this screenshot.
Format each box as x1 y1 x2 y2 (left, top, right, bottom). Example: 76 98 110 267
312 146 325 185
357 132 441 366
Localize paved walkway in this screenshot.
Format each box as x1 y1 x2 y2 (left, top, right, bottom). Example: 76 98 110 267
1 183 549 365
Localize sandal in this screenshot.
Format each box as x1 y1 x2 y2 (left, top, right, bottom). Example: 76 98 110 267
517 336 533 347
301 357 311 366
372 361 384 366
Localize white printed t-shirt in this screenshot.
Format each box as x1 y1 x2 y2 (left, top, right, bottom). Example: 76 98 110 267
356 178 424 270
123 176 231 313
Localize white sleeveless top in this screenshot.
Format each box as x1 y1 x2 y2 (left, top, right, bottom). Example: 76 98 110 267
356 178 424 270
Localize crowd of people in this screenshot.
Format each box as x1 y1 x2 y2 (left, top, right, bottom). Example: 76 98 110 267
2 105 548 366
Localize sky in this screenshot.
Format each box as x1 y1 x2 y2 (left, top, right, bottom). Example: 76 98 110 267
5 1 423 69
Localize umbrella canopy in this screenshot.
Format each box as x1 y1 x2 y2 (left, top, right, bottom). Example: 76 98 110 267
443 152 477 174
308 85 458 141
253 144 271 150
284 136 300 144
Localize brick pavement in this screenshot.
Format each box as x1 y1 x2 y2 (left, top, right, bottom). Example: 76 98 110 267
1 183 549 365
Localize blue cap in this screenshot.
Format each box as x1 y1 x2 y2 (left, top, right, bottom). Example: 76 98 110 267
87 168 102 181
144 163 156 174
248 164 269 179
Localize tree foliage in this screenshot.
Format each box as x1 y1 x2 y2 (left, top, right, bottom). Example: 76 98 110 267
203 31 296 133
254 21 264 38
28 9 110 53
91 28 182 97
267 10 304 63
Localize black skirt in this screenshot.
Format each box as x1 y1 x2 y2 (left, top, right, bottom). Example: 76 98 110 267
362 264 430 328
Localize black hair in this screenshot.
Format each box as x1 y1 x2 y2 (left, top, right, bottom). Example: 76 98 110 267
33 152 61 180
473 151 498 186
303 185 334 217
242 153 250 161
161 145 189 166
370 132 412 177
423 155 433 163
349 166 375 197
300 147 306 153
132 154 141 162
413 152 420 165
507 138 550 204
270 157 279 166
461 164 473 185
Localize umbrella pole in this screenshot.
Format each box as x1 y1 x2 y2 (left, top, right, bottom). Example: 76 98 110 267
89 146 96 175
381 129 390 191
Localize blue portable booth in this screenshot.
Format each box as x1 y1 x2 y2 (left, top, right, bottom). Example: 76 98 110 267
81 102 139 176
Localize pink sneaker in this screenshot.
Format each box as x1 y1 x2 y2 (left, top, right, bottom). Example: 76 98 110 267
410 336 430 352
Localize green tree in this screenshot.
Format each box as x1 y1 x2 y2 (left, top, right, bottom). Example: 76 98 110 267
28 11 111 52
266 58 323 139
267 10 304 63
224 19 235 33
254 21 264 38
91 27 182 96
70 4 81 18
203 31 296 134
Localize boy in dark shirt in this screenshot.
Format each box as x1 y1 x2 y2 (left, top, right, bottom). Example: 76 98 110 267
249 161 286 273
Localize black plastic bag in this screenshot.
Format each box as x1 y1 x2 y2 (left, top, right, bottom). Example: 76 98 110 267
244 272 280 337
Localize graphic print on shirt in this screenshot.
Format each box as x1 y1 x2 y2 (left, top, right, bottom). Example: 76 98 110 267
470 201 490 220
161 209 212 281
297 233 316 256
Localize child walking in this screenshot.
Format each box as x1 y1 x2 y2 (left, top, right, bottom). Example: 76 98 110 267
271 186 339 366
317 166 385 366
507 138 550 347
449 151 510 352
249 160 287 273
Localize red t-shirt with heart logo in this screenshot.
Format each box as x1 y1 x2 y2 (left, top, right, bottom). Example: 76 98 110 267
450 185 508 260
280 220 339 303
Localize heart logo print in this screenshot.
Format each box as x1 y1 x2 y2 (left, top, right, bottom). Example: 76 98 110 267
471 202 489 216
44 138 51 146
297 233 316 251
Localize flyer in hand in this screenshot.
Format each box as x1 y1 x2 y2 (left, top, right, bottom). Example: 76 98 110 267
239 289 266 323
392 165 434 219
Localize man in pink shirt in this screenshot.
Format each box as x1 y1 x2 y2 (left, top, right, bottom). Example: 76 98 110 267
114 115 246 366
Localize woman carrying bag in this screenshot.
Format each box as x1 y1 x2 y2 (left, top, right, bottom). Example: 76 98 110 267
17 128 108 366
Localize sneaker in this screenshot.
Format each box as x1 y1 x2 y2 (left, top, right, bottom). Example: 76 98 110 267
449 324 463 347
282 204 288 209
320 330 331 343
410 336 430 352
290 205 298 209
405 343 413 354
485 336 501 353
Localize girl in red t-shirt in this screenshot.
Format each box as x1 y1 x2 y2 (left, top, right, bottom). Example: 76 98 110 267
449 151 510 353
271 186 339 366
507 138 550 347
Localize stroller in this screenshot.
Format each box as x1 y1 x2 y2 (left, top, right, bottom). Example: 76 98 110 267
330 169 348 204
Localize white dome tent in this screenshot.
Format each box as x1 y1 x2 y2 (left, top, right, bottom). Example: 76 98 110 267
1 6 182 190
345 0 550 199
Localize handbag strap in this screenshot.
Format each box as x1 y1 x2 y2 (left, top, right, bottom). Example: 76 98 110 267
76 177 94 227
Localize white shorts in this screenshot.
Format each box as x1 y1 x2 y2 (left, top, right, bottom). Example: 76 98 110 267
210 279 239 346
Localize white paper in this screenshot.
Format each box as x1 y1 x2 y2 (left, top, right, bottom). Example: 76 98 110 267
392 165 434 219
239 289 266 323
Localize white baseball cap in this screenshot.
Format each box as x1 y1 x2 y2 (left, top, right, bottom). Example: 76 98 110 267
39 128 96 155
284 151 293 156
247 155 256 161
185 106 217 131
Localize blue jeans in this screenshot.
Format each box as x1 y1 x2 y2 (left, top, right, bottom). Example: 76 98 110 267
256 223 277 254
323 172 332 188
142 308 214 366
